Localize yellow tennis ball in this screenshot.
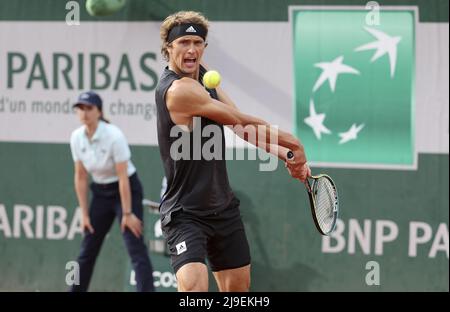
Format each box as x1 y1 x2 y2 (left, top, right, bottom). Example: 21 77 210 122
203 70 221 89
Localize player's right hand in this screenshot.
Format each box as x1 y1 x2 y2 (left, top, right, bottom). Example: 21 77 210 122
82 215 95 234
285 147 309 182
286 162 310 182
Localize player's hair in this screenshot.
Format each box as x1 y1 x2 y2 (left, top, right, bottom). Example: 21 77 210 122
160 11 209 62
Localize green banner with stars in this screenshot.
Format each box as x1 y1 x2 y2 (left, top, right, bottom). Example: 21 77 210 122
293 9 415 169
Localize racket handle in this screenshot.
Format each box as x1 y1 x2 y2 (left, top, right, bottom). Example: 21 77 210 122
287 150 294 160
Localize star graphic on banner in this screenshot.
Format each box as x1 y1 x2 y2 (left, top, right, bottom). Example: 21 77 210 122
304 99 332 140
338 123 365 144
313 56 360 93
355 27 402 78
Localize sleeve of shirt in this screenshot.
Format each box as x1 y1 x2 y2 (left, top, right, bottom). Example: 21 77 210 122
112 132 131 163
70 132 79 162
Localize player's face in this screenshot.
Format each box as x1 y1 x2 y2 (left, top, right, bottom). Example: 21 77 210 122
168 35 206 77
76 104 101 126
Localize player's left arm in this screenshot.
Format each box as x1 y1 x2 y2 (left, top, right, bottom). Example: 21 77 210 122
212 72 308 176
216 86 238 109
211 74 287 161
201 61 237 109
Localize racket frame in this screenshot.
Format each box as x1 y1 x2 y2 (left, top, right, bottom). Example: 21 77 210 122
305 174 339 235
285 151 339 235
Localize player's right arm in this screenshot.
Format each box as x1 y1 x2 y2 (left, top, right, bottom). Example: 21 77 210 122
74 161 94 233
166 78 307 178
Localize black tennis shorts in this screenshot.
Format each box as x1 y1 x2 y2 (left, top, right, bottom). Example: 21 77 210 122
162 206 251 274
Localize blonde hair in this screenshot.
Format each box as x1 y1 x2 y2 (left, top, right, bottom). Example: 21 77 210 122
160 11 209 62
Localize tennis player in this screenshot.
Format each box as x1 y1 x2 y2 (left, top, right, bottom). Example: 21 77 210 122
155 11 310 292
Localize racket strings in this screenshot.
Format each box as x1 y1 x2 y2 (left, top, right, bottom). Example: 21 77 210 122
314 178 337 232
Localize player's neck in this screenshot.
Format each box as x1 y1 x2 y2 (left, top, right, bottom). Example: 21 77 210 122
169 64 199 81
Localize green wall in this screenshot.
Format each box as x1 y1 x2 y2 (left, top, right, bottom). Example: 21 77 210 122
0 143 447 291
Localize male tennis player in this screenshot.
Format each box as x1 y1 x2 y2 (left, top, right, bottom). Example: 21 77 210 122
155 11 310 292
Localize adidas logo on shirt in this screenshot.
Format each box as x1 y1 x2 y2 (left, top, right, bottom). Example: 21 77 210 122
185 26 197 33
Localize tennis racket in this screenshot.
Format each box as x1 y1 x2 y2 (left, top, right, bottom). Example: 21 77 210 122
287 151 339 235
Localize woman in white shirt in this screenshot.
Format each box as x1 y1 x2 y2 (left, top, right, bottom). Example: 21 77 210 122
69 91 154 292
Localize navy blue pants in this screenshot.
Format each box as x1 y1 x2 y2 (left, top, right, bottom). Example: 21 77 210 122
70 173 155 292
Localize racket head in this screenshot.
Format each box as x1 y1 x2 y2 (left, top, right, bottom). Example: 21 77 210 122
306 174 339 235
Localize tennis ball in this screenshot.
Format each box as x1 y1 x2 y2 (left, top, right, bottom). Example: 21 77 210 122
86 0 127 17
203 70 221 89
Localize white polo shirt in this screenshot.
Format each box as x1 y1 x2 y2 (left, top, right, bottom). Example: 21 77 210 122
70 121 136 184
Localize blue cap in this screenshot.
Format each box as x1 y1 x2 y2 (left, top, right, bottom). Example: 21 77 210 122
73 91 102 109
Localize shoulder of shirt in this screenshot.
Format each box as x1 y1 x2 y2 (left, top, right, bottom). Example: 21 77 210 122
157 68 179 90
103 123 126 141
70 125 85 142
